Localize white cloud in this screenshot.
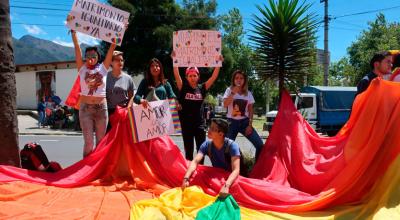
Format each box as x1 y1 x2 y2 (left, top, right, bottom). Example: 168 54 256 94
52 32 100 47
52 37 74 47
76 32 100 45
22 25 47 35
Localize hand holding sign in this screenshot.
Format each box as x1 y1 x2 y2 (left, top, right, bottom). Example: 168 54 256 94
172 30 222 67
66 0 130 46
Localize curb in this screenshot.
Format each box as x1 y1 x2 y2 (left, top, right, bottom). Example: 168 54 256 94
18 133 268 139
19 132 82 136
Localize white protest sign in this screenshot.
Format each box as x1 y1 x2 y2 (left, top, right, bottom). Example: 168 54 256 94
172 30 222 67
128 99 181 143
66 0 130 46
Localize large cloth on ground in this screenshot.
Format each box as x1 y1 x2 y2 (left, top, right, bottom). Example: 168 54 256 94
1 78 400 214
132 154 400 219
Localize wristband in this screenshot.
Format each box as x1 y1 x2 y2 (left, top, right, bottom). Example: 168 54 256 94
183 177 189 181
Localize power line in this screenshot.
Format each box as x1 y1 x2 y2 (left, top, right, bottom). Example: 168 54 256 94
11 1 71 7
332 5 400 19
332 20 365 29
10 5 69 12
12 22 65 27
12 12 66 17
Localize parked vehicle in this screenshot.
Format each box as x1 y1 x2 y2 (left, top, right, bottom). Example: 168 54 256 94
265 86 357 136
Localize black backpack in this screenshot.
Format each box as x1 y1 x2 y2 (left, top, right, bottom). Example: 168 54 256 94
207 139 248 177
20 143 62 172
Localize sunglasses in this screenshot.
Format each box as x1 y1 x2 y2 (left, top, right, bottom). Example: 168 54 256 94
85 54 98 59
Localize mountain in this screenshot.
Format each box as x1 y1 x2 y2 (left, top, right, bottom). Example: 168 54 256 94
12 35 89 65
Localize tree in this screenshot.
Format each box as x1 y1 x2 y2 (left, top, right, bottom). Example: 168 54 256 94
107 0 180 75
348 14 400 84
0 0 20 166
250 0 319 96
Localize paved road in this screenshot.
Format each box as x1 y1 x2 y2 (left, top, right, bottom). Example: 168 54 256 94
19 135 263 168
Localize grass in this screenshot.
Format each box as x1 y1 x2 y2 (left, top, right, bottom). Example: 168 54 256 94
252 116 265 132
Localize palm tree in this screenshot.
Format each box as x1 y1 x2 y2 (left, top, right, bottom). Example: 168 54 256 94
251 0 319 96
0 0 20 166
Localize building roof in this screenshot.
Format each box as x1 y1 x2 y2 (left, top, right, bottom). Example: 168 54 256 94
16 60 76 72
304 86 357 92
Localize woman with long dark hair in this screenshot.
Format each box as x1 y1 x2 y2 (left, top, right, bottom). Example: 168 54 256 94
133 58 176 107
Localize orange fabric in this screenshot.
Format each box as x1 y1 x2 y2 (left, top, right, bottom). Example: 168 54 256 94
1 79 400 213
0 181 153 219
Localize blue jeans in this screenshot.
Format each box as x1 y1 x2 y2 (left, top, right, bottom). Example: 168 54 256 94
79 102 108 157
38 111 45 127
227 118 264 160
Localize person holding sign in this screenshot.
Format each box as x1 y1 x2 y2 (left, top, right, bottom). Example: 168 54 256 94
70 29 116 157
223 70 264 161
133 58 176 107
182 118 240 198
172 56 222 161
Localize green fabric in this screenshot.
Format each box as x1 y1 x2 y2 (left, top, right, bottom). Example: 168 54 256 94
195 195 241 220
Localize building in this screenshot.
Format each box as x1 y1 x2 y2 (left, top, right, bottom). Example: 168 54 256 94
15 61 143 110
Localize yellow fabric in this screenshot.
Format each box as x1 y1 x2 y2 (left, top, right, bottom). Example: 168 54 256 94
131 155 400 220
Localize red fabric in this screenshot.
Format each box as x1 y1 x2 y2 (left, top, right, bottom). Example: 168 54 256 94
65 75 81 108
1 79 400 212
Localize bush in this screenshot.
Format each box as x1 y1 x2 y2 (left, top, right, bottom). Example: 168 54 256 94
241 151 256 174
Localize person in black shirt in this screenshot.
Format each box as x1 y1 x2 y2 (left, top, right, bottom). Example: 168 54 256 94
173 57 222 160
356 51 392 96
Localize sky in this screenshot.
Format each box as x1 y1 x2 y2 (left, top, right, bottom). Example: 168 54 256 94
9 0 400 62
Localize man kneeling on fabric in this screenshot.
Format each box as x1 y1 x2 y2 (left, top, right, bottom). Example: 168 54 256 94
182 118 240 198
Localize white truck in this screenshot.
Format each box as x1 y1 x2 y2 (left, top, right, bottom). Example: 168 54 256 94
265 86 357 136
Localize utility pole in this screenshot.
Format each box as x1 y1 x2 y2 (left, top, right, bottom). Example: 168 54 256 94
322 0 329 86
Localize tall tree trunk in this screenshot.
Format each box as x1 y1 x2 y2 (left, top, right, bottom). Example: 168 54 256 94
0 0 20 166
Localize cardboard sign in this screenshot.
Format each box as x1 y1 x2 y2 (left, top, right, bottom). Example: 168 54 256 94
66 0 130 46
128 99 181 143
172 30 222 67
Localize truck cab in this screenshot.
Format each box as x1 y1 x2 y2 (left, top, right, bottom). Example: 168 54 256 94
265 93 317 131
265 86 356 136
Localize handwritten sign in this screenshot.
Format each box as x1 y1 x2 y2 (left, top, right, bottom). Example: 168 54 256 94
66 0 130 46
172 30 222 67
128 99 181 143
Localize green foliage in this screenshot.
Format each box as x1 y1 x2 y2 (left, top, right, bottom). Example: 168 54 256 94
348 13 400 84
250 0 319 96
214 8 259 99
204 94 218 106
106 0 218 76
327 57 356 86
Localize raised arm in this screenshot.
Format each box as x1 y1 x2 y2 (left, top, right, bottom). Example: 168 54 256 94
182 153 204 189
102 43 117 69
71 30 83 70
205 66 220 90
173 66 183 91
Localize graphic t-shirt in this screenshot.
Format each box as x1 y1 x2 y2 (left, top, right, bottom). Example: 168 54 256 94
79 63 108 97
178 83 206 127
106 71 135 109
223 87 255 120
199 138 241 171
